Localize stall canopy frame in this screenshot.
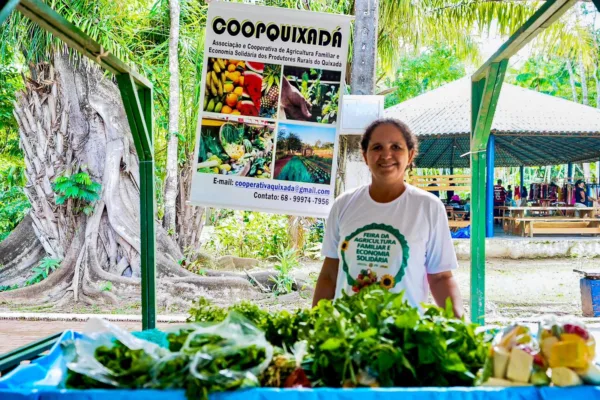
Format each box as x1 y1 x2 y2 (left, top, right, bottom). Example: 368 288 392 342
0 0 157 335
469 0 600 324
1 0 599 371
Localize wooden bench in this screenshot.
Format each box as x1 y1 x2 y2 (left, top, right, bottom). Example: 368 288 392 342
513 217 600 237
448 220 470 230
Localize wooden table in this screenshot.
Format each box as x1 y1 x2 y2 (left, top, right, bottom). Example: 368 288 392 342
497 206 599 236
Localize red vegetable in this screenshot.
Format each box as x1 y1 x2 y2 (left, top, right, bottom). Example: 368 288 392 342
284 368 311 388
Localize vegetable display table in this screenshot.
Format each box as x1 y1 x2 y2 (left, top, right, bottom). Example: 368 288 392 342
1 331 599 400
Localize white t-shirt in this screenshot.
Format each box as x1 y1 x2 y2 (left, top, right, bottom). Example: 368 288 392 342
321 183 458 307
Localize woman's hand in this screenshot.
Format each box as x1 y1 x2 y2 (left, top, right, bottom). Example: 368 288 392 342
312 257 339 307
427 271 464 319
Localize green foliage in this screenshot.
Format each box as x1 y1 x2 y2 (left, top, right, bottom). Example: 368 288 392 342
25 257 62 286
205 210 323 260
205 211 289 259
270 246 300 296
0 62 23 158
0 284 19 292
0 165 30 241
188 287 488 388
507 55 598 108
53 172 102 215
384 45 467 107
99 281 113 292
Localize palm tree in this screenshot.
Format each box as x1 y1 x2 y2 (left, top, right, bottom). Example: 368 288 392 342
163 0 181 237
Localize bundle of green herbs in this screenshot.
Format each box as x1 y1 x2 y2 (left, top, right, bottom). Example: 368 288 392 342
188 286 489 388
64 313 272 400
63 288 487 397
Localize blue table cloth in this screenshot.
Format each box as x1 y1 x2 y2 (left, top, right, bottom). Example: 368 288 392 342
1 330 598 400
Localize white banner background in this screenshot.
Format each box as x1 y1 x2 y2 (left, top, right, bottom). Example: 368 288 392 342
190 2 352 217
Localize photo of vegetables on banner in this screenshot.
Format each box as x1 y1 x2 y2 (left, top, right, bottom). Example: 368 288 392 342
197 118 274 178
279 67 341 124
189 1 351 217
203 58 282 119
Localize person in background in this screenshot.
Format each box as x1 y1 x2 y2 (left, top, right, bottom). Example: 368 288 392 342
493 179 507 224
519 186 528 206
428 178 440 198
506 185 513 202
575 180 597 208
449 193 461 206
446 183 455 205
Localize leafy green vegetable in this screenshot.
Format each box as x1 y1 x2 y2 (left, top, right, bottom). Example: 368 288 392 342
66 314 270 400
189 287 489 388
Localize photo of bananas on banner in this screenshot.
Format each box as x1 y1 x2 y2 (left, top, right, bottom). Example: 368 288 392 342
204 58 281 119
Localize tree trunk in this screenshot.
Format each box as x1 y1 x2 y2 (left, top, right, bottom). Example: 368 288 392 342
0 214 45 287
565 58 579 103
0 54 258 308
594 62 600 108
163 0 181 236
578 52 588 106
176 160 205 256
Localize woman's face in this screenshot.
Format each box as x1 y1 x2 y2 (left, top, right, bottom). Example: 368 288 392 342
362 124 415 183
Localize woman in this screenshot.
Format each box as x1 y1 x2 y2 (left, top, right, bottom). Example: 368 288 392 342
312 119 463 317
575 180 596 208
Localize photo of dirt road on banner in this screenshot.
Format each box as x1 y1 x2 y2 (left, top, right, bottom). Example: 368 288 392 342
279 66 341 124
202 58 282 119
197 118 274 178
274 123 335 185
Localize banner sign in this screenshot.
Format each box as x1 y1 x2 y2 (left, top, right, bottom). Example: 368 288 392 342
189 1 352 217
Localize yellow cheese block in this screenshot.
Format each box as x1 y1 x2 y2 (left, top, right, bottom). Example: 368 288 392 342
493 347 511 379
481 378 533 387
541 337 559 360
506 347 534 383
549 340 589 370
551 367 583 387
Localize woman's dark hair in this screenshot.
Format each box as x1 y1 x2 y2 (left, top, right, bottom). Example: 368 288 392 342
576 179 584 187
360 118 419 156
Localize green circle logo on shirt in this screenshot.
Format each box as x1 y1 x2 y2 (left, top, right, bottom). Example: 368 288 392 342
340 223 409 291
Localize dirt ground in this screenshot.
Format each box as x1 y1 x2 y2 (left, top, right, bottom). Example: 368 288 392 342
0 257 594 356
0 258 588 319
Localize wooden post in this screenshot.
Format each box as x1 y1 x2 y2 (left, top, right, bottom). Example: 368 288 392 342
350 0 379 95
520 165 525 194
340 0 379 193
568 162 574 183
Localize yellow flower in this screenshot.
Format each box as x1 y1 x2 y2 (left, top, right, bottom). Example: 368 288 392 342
341 241 349 252
380 274 395 290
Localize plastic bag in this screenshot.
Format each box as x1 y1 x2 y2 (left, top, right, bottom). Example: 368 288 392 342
537 315 598 386
182 312 273 386
451 226 470 239
64 313 273 395
479 323 545 386
64 317 170 388
283 341 311 388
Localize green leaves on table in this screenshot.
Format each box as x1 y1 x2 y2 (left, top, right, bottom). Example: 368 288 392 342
188 287 489 388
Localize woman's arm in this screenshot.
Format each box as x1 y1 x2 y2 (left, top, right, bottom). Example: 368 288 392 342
312 257 339 307
427 271 464 318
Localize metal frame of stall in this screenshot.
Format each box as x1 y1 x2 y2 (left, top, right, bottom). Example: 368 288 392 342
470 0 600 324
0 0 599 372
0 0 157 371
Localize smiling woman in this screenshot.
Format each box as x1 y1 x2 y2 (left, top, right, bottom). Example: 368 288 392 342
312 118 464 318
